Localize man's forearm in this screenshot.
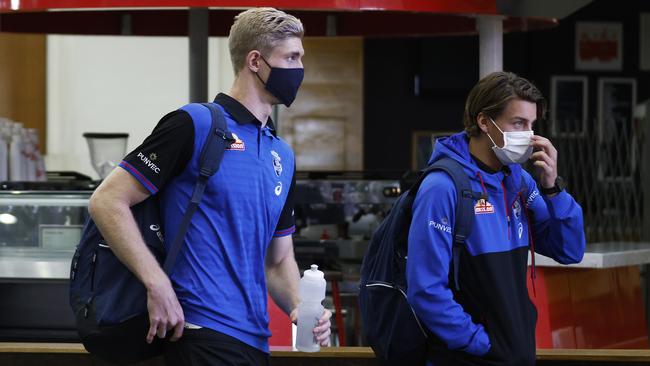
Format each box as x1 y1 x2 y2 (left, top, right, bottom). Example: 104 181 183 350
266 254 301 316
88 193 167 289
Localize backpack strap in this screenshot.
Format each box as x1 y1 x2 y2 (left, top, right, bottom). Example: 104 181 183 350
414 157 483 291
162 103 234 274
431 158 476 245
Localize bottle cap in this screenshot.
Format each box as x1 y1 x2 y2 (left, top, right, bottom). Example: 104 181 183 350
303 264 324 281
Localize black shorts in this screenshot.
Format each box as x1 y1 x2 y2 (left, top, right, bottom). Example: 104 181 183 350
164 327 270 366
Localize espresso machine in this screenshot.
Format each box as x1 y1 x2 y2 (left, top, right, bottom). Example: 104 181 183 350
293 171 403 275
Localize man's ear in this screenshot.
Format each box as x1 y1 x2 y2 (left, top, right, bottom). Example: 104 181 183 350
246 50 262 73
476 113 490 134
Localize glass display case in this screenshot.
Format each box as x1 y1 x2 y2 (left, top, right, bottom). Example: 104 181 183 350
0 191 90 279
0 190 91 341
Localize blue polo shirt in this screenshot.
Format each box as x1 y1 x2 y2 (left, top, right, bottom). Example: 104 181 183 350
119 93 296 352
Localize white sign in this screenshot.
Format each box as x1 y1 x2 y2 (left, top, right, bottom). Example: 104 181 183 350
576 22 623 71
40 225 83 250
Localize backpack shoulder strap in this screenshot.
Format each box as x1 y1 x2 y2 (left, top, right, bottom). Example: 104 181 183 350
427 157 482 291
428 157 476 246
197 102 232 179
162 102 233 274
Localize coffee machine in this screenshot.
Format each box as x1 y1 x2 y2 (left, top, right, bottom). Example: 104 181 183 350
293 171 403 272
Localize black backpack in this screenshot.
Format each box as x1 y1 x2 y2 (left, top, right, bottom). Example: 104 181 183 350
359 157 482 365
69 103 234 364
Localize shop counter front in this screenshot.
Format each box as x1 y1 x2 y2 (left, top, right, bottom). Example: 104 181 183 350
4 343 650 365
528 242 650 349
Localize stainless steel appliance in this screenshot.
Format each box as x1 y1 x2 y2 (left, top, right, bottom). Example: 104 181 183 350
294 171 402 265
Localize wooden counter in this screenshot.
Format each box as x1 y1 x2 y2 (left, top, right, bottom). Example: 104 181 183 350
3 343 650 365
527 243 650 349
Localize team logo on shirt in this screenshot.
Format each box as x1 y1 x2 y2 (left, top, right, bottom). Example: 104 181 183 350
429 219 452 234
149 153 158 161
526 189 539 208
275 181 282 196
513 200 522 220
149 224 164 243
137 151 161 174
226 133 245 151
271 150 282 176
474 199 494 214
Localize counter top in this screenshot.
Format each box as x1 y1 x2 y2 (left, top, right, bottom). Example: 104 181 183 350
3 242 650 280
531 242 650 268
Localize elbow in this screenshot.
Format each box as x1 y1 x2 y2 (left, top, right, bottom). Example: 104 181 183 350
560 252 583 265
556 215 587 265
267 252 293 271
572 241 586 264
558 237 586 265
568 218 587 264
87 192 103 220
88 187 126 221
265 246 296 273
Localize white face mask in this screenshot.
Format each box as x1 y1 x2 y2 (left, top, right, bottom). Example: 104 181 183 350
486 117 533 165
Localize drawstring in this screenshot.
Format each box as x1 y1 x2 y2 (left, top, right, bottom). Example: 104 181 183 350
475 172 488 197
522 193 537 297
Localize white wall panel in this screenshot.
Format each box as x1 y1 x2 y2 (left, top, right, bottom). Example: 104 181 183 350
46 35 234 179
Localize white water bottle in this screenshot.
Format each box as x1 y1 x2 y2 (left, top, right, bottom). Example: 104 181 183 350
296 264 326 352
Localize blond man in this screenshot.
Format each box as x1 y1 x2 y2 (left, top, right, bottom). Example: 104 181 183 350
89 8 331 365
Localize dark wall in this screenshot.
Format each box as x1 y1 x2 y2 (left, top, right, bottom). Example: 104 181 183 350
363 37 470 171
363 0 650 171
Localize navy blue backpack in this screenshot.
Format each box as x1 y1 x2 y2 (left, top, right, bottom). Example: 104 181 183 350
69 103 234 364
359 157 483 365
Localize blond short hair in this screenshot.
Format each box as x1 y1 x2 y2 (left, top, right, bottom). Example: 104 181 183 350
228 8 304 75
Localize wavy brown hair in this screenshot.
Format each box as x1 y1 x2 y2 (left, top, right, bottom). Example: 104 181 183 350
463 71 546 137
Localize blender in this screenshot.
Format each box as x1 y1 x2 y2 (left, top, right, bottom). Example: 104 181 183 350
83 133 129 180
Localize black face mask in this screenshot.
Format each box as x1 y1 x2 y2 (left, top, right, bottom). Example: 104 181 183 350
256 56 304 107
